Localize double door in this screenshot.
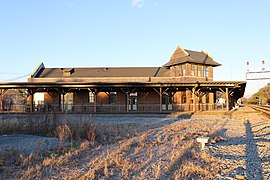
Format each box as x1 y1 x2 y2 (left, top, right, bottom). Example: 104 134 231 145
162 93 173 111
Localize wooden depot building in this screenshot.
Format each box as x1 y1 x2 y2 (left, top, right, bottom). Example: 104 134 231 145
0 46 246 113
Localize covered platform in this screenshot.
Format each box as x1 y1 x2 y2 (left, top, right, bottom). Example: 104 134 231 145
0 80 246 113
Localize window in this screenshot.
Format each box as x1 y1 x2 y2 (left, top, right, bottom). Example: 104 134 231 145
205 66 209 78
162 92 172 104
198 65 203 77
109 92 117 104
89 91 94 103
130 92 137 97
34 92 44 106
182 64 186 76
34 92 44 111
179 66 183 76
162 94 167 104
191 64 195 76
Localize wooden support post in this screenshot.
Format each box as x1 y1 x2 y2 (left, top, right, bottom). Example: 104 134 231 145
55 88 66 112
88 88 98 113
192 87 196 112
62 93 65 112
27 89 35 113
160 87 162 112
126 92 129 112
29 92 34 113
121 88 129 112
226 88 229 112
153 87 163 112
94 92 97 113
196 90 203 111
209 92 214 111
0 89 2 111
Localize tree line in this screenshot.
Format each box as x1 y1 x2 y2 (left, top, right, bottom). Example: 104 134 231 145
243 83 270 105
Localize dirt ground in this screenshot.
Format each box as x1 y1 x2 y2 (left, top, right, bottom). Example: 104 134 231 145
1 107 270 179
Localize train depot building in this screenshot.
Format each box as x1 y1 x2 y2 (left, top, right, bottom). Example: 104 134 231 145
0 46 246 113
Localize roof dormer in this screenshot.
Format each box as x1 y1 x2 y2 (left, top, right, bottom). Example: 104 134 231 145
61 68 75 77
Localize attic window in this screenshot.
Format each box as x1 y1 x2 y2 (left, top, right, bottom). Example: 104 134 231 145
61 68 74 77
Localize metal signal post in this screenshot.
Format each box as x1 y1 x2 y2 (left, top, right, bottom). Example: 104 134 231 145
246 60 270 80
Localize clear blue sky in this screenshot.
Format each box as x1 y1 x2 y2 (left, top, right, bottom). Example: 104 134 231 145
0 0 269 97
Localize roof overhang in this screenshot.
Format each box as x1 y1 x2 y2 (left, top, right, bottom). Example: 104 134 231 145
0 81 246 98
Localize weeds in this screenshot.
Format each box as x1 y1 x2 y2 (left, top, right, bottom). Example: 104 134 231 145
0 115 225 179
55 124 72 150
104 161 109 177
86 123 96 147
0 158 4 166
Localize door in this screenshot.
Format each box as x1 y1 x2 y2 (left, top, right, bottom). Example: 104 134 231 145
128 92 137 111
61 92 73 111
162 93 173 111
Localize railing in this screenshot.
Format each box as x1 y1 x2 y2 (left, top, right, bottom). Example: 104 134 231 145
0 103 227 113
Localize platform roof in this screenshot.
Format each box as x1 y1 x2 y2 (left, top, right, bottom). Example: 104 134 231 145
0 81 246 99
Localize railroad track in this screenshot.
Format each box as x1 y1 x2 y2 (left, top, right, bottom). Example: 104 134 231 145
248 104 270 116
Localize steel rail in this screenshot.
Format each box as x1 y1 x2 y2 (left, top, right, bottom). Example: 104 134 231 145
248 104 270 116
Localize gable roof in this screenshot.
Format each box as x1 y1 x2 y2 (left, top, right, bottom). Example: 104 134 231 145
163 46 221 67
35 66 170 78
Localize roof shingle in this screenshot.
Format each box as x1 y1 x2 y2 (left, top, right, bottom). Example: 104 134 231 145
37 67 170 78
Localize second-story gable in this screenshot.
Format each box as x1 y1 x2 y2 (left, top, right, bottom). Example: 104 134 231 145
163 46 221 81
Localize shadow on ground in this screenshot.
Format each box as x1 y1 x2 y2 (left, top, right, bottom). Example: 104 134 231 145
212 120 270 179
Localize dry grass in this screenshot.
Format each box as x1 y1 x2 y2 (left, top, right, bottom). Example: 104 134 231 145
0 116 230 179
86 123 96 147
173 149 219 180
0 118 99 179
73 119 221 179
55 124 73 150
